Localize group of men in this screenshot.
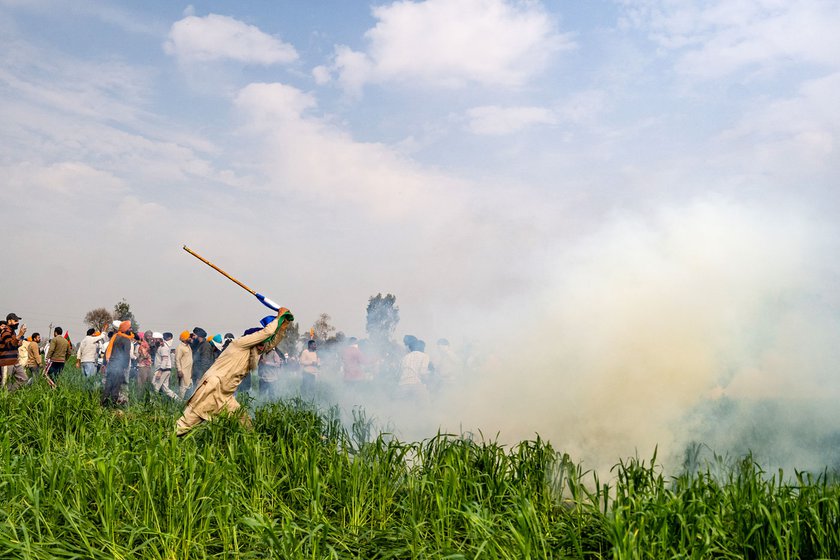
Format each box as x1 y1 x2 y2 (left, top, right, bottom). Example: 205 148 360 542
89 323 241 407
0 313 82 390
1 306 462 434
0 308 299 436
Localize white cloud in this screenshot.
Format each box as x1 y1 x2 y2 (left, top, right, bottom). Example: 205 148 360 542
713 71 840 184
466 105 556 135
233 82 468 217
2 161 126 196
164 14 298 65
620 0 840 79
464 90 609 135
311 64 331 85
324 0 574 94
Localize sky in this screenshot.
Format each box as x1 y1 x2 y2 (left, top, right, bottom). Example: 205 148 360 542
3 0 840 467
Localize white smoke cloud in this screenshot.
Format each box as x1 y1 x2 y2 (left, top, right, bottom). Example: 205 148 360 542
422 196 840 472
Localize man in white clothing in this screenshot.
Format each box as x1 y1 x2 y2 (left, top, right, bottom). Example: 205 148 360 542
77 328 108 377
152 332 179 399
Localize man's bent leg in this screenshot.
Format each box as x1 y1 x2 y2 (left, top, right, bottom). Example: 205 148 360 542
176 405 204 436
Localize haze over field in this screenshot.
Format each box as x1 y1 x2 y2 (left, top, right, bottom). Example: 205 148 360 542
2 0 839 469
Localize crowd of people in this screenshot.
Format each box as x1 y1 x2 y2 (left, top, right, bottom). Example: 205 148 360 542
0 309 466 432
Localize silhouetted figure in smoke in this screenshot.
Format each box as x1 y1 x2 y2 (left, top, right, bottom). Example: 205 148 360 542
258 347 284 398
300 340 320 398
341 337 366 384
397 336 431 401
430 338 458 394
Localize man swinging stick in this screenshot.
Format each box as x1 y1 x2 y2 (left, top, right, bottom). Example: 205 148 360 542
176 246 294 435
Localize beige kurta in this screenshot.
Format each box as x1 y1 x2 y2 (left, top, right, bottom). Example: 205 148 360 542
176 313 291 435
175 343 193 398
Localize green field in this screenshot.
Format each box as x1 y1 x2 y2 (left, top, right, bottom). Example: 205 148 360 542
2 368 840 559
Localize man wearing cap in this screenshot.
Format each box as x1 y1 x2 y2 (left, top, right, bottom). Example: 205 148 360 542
191 327 215 384
0 313 27 388
175 331 194 399
176 308 294 436
46 327 72 381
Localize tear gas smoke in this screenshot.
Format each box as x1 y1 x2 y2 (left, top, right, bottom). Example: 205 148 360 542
286 196 840 475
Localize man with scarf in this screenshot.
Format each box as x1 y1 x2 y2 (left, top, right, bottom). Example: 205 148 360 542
176 308 293 436
102 321 134 407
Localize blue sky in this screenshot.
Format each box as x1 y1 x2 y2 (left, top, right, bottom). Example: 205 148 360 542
3 1 840 455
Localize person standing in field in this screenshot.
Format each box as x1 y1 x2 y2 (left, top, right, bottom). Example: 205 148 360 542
8 332 31 391
191 327 214 384
299 340 320 397
0 313 27 389
176 308 294 436
46 327 72 381
258 347 284 398
152 332 179 400
341 337 366 385
77 328 107 378
398 337 431 401
135 331 153 394
102 321 134 407
430 338 459 393
26 333 42 379
175 331 194 399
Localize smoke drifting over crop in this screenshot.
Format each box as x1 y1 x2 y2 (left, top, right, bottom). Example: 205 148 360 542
321 196 840 474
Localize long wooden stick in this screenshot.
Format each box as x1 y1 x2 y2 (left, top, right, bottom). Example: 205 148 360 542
182 245 257 295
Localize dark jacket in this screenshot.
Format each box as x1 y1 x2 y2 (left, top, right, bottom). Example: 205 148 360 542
0 324 23 367
192 340 215 382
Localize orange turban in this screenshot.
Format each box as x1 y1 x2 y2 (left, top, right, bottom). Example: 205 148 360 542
179 331 190 342
119 321 131 333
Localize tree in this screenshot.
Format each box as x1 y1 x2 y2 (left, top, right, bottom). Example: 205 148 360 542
366 293 399 344
311 313 336 343
83 307 113 332
113 299 139 332
276 321 300 357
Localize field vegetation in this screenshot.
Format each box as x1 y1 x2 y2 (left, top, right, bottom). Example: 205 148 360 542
1 367 840 559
